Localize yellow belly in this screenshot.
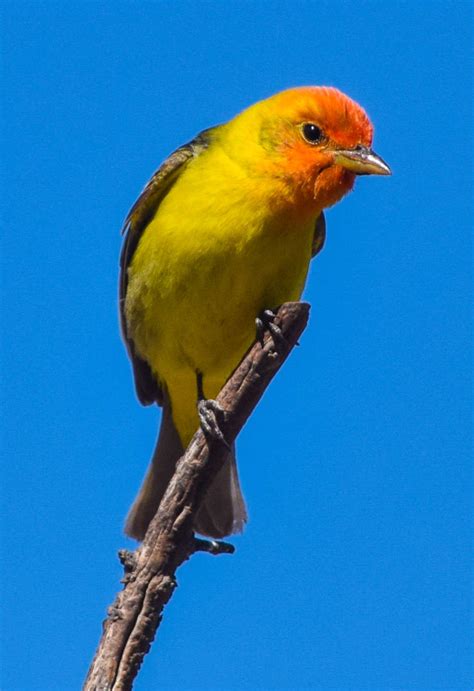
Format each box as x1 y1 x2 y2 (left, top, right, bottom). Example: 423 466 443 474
125 153 316 444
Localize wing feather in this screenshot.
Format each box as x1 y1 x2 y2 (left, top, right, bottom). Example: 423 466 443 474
119 126 217 405
311 211 326 258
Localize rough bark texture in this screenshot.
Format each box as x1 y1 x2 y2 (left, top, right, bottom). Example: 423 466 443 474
84 301 310 690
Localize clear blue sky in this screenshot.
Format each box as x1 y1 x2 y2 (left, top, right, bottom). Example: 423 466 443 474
1 2 472 689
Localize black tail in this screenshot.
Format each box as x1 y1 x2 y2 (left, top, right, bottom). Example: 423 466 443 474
194 444 247 538
124 395 183 540
125 396 247 540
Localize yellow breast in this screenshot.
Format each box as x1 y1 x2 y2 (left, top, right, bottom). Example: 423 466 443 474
125 144 316 443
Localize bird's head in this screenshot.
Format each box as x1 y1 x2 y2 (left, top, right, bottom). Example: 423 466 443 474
223 86 390 212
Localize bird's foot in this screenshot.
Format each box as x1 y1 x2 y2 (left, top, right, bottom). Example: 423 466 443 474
255 308 288 352
198 398 231 450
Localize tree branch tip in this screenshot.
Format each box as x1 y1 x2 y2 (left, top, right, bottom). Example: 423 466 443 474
85 299 311 687
118 548 137 573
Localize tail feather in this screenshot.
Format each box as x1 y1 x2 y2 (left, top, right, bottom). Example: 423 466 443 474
125 398 248 541
124 396 183 540
194 446 247 538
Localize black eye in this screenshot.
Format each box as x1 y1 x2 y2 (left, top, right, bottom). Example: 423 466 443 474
302 123 324 144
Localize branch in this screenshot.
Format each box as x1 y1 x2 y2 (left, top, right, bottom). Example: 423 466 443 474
84 301 310 690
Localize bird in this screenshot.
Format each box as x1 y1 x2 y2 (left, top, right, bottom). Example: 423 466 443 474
120 86 390 541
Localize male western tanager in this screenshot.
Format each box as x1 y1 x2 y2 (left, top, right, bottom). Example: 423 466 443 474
120 86 390 540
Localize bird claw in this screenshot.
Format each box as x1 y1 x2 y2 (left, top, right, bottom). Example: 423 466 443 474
197 399 231 450
255 308 287 352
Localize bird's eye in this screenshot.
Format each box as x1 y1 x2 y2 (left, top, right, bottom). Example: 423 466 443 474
301 123 324 144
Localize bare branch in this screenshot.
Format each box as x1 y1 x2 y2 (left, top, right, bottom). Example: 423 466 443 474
84 301 310 690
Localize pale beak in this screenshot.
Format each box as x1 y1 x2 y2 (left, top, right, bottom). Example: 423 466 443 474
334 145 391 176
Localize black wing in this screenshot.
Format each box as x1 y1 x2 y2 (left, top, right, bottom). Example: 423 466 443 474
311 211 326 258
119 127 218 405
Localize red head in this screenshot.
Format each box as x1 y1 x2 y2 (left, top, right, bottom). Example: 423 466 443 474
224 86 390 212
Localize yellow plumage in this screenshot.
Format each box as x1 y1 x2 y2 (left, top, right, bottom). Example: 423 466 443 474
121 86 389 540
125 126 315 445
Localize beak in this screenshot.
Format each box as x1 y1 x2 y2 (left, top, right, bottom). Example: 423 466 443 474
334 145 391 176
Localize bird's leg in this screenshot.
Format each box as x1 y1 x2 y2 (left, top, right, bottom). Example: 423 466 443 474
255 308 288 352
196 371 231 450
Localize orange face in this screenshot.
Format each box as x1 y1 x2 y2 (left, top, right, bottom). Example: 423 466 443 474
257 87 389 210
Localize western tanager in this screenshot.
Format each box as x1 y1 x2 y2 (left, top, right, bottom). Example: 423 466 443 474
120 86 390 540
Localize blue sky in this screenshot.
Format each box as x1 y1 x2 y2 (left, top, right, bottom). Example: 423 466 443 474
1 2 472 689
